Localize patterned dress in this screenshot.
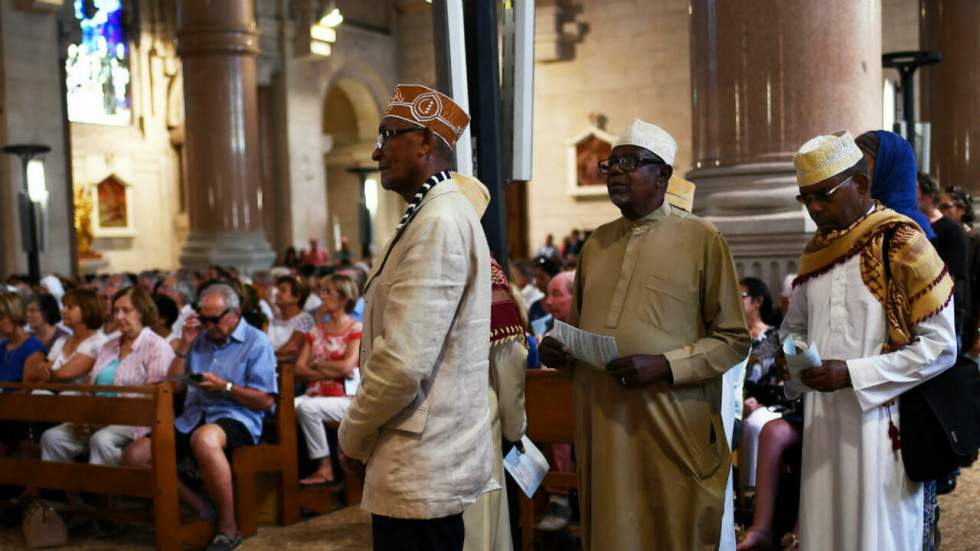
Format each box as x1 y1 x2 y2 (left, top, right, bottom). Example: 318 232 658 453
306 320 363 396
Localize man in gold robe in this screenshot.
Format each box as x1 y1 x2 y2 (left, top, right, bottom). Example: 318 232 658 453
540 119 750 550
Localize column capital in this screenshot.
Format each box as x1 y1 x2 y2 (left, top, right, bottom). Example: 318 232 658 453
177 0 260 56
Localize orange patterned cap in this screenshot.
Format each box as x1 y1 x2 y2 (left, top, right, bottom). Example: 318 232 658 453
383 84 470 149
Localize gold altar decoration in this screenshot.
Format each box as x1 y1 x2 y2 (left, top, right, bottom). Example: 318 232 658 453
73 184 100 258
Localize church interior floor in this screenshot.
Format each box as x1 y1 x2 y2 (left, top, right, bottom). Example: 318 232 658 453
936 463 980 551
2 467 980 550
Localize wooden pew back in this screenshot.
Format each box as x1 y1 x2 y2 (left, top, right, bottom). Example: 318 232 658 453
520 370 577 551
0 382 207 550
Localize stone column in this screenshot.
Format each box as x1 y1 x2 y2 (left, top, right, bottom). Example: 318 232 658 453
920 0 980 192
176 0 275 272
688 0 882 291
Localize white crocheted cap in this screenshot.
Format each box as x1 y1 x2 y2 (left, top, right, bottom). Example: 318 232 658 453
613 119 678 166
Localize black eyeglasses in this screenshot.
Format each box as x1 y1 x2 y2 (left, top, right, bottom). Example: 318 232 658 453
376 126 426 150
597 156 664 174
795 176 855 205
195 307 231 325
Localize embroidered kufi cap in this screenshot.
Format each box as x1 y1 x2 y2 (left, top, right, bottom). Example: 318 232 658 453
793 131 864 187
666 175 696 212
383 84 470 149
613 119 677 166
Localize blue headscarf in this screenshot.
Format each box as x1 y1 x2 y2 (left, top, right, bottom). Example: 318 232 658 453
868 130 936 240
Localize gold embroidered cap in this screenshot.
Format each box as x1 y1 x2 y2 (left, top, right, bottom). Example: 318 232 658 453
666 175 696 212
793 131 864 187
383 84 470 149
613 119 677 166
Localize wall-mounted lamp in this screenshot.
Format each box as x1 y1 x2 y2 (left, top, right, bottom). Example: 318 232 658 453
309 6 343 58
2 143 51 281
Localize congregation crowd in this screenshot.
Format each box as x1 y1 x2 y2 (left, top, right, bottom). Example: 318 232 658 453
1 81 978 551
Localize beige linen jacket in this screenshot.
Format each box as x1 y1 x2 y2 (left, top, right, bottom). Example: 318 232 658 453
339 174 498 519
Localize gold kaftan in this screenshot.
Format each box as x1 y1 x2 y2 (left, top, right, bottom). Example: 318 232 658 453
570 200 750 550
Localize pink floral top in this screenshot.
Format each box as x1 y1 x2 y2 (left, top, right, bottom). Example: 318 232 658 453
305 320 362 397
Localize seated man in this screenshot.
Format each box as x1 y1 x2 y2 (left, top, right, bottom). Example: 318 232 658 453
124 283 277 551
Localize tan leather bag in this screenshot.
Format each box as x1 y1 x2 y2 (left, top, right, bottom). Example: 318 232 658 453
22 500 68 548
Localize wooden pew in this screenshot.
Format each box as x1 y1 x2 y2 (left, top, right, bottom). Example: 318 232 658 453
0 382 212 550
231 362 301 536
520 370 577 551
0 362 303 548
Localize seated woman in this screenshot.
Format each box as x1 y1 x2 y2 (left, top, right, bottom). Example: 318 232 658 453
738 277 790 493
40 286 173 466
26 293 69 350
25 289 107 386
0 292 46 455
294 274 362 485
268 276 314 364
737 278 802 551
151 293 180 342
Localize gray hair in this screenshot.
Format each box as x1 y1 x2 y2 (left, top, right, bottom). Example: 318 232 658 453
199 283 240 310
174 277 196 304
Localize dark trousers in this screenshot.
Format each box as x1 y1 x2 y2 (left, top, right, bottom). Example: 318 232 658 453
372 513 464 551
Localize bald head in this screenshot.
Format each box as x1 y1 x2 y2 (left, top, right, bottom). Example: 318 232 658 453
544 271 575 322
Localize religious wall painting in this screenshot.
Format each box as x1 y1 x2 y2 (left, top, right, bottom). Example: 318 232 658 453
65 0 132 126
91 174 136 237
567 126 616 197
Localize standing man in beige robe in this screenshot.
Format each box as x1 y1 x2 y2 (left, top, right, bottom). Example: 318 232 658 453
540 119 750 550
338 84 497 551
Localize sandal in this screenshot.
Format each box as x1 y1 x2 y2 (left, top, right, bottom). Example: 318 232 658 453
781 532 799 551
299 474 335 486
736 528 772 551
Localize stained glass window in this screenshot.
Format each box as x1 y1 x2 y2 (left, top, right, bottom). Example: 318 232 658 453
65 0 132 125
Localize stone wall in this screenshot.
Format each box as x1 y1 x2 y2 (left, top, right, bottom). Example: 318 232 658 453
527 0 692 254
68 2 184 273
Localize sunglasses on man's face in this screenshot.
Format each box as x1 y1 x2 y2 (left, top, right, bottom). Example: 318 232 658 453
195 307 231 325
795 176 855 206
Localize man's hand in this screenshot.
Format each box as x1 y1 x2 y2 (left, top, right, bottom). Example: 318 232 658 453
539 336 575 371
181 313 202 347
801 360 851 392
339 452 365 478
606 354 672 388
197 371 229 393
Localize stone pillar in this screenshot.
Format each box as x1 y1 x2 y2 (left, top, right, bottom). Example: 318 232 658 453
176 0 275 272
0 0 74 278
920 0 980 192
688 0 882 291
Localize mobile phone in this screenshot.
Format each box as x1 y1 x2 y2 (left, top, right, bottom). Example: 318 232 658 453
184 373 204 384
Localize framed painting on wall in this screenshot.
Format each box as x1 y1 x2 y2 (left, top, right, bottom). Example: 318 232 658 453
566 126 616 197
91 174 136 237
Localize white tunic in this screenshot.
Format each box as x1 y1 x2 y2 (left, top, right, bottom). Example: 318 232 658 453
781 254 955 551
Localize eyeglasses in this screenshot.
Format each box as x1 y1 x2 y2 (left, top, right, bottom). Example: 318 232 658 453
940 202 956 211
795 176 855 205
597 156 665 174
195 307 231 325
376 126 426 150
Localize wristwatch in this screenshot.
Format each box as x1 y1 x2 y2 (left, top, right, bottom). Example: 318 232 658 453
224 381 233 394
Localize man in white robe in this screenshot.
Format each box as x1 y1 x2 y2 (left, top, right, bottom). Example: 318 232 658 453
780 131 956 551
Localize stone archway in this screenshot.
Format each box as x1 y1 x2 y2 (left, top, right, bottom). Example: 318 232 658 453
322 77 401 259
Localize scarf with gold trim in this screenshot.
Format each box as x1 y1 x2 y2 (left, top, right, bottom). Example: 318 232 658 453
794 202 953 350
490 258 528 347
